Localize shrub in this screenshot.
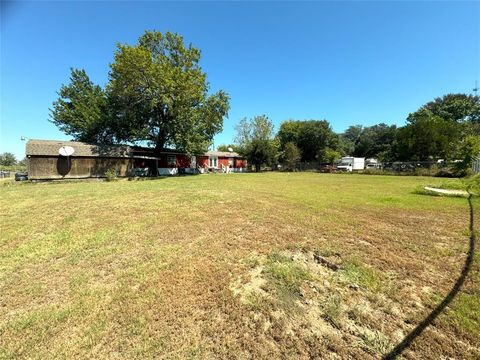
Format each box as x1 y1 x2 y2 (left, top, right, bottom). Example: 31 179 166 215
105 168 118 182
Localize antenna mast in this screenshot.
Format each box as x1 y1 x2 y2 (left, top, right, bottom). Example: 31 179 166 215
474 80 479 97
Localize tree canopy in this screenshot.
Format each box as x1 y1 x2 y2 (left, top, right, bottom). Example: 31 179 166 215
277 120 338 162
347 123 397 160
50 69 112 143
217 144 239 152
394 109 461 161
423 93 480 123
0 152 17 166
50 31 230 154
235 115 277 171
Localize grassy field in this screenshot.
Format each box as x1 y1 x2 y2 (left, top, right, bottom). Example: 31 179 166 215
0 173 479 359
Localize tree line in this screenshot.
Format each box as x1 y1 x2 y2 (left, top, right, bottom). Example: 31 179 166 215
0 153 26 167
49 30 480 175
228 93 480 173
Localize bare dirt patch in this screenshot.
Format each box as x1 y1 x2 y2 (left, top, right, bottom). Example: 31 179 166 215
230 247 479 359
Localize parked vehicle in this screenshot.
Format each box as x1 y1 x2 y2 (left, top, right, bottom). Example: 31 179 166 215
365 158 382 169
337 157 365 172
15 172 28 181
319 164 337 173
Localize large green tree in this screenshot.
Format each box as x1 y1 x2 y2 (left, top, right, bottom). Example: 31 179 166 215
108 31 229 153
277 120 338 162
235 115 278 172
297 121 338 162
50 31 229 154
50 69 112 143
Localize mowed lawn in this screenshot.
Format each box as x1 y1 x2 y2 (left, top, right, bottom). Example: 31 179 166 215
0 173 479 359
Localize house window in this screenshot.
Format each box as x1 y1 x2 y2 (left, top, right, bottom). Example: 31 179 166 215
167 155 176 166
209 156 218 168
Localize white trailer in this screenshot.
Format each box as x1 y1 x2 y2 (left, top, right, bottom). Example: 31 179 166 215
337 157 365 172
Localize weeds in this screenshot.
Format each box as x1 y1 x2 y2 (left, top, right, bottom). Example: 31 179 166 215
320 292 343 328
340 261 383 293
264 252 311 311
357 327 392 355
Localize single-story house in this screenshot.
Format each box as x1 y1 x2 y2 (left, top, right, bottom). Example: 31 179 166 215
26 139 247 180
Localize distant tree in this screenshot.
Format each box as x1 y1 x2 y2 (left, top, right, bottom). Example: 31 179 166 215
353 123 397 161
342 125 363 144
0 152 17 166
108 31 229 154
282 142 301 170
337 136 355 156
278 120 339 162
394 109 461 161
17 157 27 167
454 135 480 175
296 120 338 162
277 120 303 149
235 115 278 172
322 148 342 165
217 144 239 152
50 69 112 143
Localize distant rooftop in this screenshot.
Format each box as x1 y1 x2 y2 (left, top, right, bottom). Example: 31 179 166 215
205 150 242 158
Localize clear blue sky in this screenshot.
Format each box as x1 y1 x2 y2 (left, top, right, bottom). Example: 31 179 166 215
1 1 479 159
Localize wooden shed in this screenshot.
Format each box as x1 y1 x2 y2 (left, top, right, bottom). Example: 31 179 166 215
26 140 134 180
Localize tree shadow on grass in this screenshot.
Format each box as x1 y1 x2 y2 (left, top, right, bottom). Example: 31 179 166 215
383 194 476 359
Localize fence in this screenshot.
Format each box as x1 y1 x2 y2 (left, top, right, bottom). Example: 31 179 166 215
0 171 11 178
283 160 461 175
472 157 480 174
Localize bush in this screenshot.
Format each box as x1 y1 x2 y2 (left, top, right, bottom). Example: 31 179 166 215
105 168 118 182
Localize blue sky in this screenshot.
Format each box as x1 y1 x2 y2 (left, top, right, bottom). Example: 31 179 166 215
1 1 479 159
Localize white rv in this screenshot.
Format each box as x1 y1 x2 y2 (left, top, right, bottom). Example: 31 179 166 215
337 157 365 172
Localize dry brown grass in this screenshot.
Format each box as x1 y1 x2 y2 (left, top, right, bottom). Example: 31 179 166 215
0 173 479 359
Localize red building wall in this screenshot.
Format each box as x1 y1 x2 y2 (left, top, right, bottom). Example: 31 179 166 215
218 158 230 168
198 156 209 168
234 159 247 168
176 154 191 168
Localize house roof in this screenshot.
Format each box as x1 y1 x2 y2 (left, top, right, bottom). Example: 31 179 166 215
205 150 243 158
26 139 246 159
26 139 132 158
